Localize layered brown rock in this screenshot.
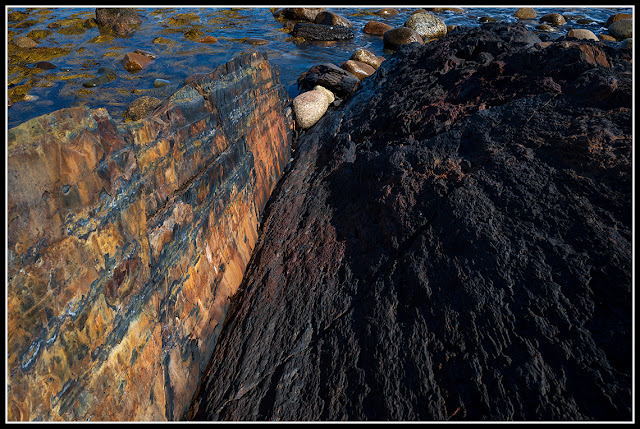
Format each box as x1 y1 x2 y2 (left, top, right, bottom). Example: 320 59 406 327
7 51 293 421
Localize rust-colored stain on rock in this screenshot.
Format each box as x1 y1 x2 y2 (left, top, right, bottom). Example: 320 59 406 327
7 52 293 421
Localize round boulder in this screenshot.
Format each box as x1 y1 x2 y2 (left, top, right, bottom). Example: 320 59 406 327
608 19 632 40
293 90 330 129
404 12 447 40
514 7 537 20
383 27 424 49
605 13 632 28
363 20 393 36
539 13 566 27
567 29 598 41
314 11 352 28
350 48 383 69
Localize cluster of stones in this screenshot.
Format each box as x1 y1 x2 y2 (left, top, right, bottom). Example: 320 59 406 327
283 8 451 130
513 7 632 46
292 46 385 129
361 9 449 49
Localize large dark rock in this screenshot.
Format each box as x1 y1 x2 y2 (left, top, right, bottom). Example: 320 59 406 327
292 22 355 41
187 23 632 421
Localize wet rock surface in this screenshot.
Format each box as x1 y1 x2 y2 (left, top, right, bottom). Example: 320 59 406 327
187 23 632 421
7 52 293 421
292 22 355 41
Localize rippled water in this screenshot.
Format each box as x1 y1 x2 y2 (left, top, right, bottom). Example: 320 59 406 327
7 6 633 129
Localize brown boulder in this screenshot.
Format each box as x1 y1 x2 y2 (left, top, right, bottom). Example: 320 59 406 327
314 11 352 28
383 27 424 49
605 13 632 28
363 20 393 36
514 7 537 20
273 7 325 22
539 13 566 26
196 35 218 43
341 59 376 80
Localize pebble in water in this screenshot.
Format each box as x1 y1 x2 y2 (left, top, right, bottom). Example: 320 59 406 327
196 35 218 43
82 67 117 88
13 35 38 48
34 61 56 69
154 79 170 88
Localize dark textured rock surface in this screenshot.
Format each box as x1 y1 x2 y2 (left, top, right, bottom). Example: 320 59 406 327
7 52 293 421
292 23 355 41
187 23 632 421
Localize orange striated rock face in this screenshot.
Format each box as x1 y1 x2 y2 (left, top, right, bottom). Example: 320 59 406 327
7 52 293 421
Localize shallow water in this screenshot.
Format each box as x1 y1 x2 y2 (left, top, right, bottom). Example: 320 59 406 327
7 6 632 129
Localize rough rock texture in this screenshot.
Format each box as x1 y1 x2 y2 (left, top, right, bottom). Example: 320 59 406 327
124 96 162 121
7 52 293 421
187 23 632 421
292 23 355 41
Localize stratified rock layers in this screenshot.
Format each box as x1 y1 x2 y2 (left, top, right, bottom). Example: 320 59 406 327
7 52 293 421
187 24 632 421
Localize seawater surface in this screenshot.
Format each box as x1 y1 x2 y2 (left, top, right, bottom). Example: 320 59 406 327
7 6 633 129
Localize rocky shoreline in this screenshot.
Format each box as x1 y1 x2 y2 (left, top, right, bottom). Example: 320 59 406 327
6 7 634 422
